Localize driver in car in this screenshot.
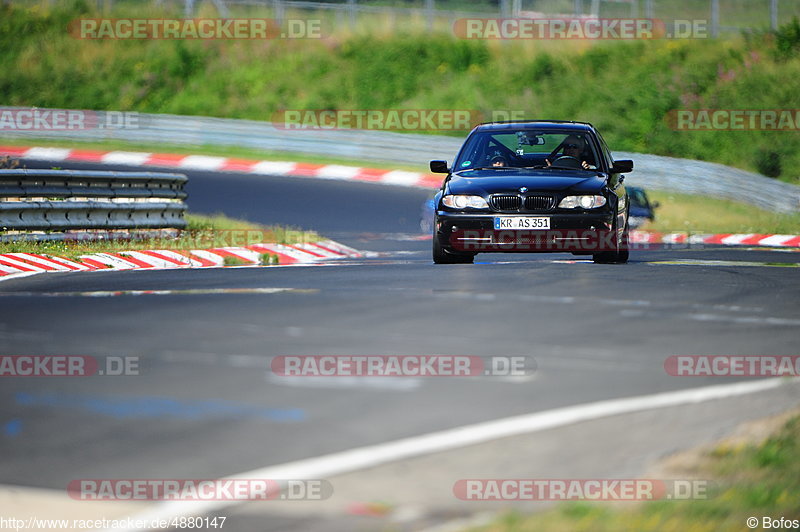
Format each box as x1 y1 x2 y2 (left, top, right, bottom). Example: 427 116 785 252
490 155 507 167
546 135 596 170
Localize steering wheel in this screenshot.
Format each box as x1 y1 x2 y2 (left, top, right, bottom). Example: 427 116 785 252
485 146 523 167
549 156 583 169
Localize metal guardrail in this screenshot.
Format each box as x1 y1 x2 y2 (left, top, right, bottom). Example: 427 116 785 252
1 108 461 168
0 169 188 231
7 0 789 34
614 151 800 214
1 108 799 213
191 0 788 35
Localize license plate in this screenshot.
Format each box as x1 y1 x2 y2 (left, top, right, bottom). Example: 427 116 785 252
494 216 551 230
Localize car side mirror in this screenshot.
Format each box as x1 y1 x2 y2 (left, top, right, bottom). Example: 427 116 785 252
651 201 660 209
430 160 449 173
612 159 633 173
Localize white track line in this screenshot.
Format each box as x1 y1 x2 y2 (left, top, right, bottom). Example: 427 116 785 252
109 378 791 531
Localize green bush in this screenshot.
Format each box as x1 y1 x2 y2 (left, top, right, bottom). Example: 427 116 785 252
754 149 782 178
775 16 800 59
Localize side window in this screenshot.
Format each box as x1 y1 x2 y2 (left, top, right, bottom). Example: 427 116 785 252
596 132 614 169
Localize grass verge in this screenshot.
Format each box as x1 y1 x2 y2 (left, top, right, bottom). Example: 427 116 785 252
471 410 800 532
0 213 320 264
641 190 800 234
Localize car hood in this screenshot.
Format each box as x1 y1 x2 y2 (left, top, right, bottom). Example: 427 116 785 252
446 170 607 196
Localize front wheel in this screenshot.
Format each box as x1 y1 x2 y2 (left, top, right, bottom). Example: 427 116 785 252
593 220 629 264
616 223 630 263
433 233 474 264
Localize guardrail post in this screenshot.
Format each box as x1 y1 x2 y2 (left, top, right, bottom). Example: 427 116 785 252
348 0 356 30
210 0 229 18
500 0 511 18
425 0 434 32
770 0 778 30
710 0 719 37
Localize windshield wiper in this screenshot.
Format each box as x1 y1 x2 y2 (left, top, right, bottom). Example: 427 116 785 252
457 166 520 172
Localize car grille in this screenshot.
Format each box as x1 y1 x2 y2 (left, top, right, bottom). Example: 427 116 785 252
524 195 556 211
490 194 555 212
490 195 522 211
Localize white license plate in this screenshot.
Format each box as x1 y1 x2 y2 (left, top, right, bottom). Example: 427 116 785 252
493 216 551 230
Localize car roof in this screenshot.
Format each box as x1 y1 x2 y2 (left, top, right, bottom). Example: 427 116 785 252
473 121 595 133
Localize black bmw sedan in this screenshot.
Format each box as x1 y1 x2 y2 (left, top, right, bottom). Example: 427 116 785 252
429 121 633 264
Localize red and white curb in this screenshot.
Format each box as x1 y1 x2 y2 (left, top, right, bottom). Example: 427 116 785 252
0 240 364 278
405 231 800 248
630 231 800 248
2 145 799 249
0 145 442 189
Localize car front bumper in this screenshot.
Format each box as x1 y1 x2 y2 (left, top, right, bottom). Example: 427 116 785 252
436 211 619 253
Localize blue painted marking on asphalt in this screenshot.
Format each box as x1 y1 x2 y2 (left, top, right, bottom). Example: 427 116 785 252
3 419 22 437
14 392 304 422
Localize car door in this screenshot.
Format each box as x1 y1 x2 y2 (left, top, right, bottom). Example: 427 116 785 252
596 131 628 233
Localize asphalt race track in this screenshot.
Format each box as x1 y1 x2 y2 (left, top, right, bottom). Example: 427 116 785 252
1 159 798 531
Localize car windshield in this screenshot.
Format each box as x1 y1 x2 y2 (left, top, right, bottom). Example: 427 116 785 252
454 129 601 172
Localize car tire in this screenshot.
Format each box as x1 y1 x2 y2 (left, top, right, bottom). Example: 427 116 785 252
616 221 630 263
593 218 629 264
592 250 616 264
433 233 474 264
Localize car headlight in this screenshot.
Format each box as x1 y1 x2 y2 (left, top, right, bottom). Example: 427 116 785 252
558 195 607 209
442 195 489 209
